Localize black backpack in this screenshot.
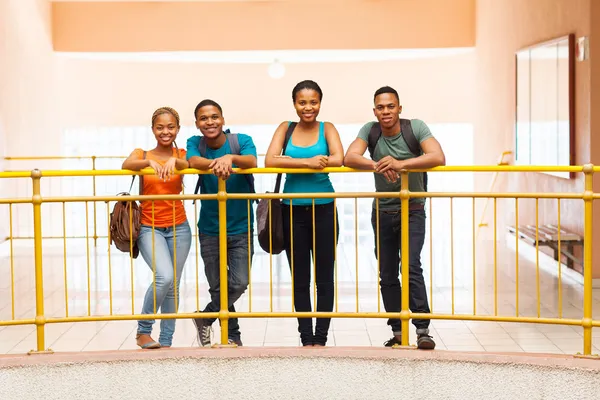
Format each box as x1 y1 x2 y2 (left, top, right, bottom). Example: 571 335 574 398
192 130 256 202
367 118 427 191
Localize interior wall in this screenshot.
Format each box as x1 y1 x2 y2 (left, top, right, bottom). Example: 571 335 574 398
1 0 59 158
590 0 600 280
0 0 58 243
51 0 476 52
0 0 7 242
475 0 593 275
54 52 476 130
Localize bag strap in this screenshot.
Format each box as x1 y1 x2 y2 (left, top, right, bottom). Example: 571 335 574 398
367 119 420 159
227 132 240 155
274 122 296 194
193 137 207 198
225 132 256 199
193 130 256 202
399 118 420 157
367 122 382 160
128 150 147 194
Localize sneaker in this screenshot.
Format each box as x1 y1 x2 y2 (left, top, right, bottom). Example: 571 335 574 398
192 314 213 347
416 328 436 350
383 336 402 347
228 338 243 347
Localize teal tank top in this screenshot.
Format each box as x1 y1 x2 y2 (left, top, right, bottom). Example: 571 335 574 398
282 121 335 206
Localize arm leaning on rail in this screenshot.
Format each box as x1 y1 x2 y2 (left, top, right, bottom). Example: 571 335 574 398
187 135 257 180
375 137 446 174
344 136 446 182
122 149 189 181
343 138 398 183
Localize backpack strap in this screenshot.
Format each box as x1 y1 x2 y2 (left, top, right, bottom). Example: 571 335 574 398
227 132 240 155
367 119 427 191
400 118 420 157
193 137 207 201
367 122 382 160
226 132 257 200
399 119 428 191
193 130 257 203
274 122 296 193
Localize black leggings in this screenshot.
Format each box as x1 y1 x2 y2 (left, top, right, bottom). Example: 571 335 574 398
282 202 339 346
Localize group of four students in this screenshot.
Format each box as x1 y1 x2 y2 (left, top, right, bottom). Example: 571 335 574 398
121 80 446 350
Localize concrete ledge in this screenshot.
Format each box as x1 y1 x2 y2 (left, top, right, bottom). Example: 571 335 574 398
1 347 599 399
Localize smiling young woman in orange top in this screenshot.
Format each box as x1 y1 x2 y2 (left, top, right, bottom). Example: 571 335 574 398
122 106 192 349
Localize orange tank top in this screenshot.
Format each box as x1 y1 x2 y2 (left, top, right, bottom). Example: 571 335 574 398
134 148 188 227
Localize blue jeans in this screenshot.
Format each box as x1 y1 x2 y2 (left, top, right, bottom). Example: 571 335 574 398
199 232 252 341
137 222 192 346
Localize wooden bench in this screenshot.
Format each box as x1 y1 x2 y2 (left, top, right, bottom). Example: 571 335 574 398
507 224 583 269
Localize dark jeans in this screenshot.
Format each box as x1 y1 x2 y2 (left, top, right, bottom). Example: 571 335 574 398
199 232 253 341
371 207 431 333
282 202 339 346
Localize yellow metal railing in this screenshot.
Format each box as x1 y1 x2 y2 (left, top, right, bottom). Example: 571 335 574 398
3 155 269 243
0 165 597 355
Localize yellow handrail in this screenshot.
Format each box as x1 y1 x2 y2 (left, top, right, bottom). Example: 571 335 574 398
0 165 595 356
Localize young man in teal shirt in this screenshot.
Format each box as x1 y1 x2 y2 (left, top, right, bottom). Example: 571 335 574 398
344 86 446 350
187 99 257 347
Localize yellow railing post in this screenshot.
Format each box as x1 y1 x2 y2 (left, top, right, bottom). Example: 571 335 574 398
582 164 594 356
29 169 51 354
217 178 230 345
399 170 410 346
92 156 98 247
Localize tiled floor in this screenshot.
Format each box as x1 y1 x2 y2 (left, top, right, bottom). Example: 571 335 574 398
1 226 599 355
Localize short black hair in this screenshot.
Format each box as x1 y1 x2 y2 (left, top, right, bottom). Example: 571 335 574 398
292 80 323 102
374 86 400 103
194 99 223 120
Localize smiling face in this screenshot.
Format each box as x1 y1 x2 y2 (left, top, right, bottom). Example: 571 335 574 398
293 88 321 123
152 112 180 146
195 105 225 139
373 92 402 131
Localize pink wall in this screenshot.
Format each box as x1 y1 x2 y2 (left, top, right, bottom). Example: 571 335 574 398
0 0 58 241
0 0 7 242
55 53 476 130
1 0 59 158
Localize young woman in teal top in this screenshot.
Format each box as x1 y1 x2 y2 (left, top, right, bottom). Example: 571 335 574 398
265 80 344 346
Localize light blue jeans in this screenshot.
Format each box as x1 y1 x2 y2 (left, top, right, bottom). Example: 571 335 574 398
136 222 192 346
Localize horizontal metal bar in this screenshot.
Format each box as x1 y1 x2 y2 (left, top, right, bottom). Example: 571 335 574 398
0 192 587 204
227 192 585 201
5 155 268 160
0 319 36 327
0 172 33 178
0 199 35 204
411 192 584 200
0 165 589 179
44 313 220 323
7 234 202 240
41 194 218 203
25 312 589 327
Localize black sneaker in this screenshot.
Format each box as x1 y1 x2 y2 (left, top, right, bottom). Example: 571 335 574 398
228 338 243 347
192 313 213 347
416 328 436 350
383 336 402 347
